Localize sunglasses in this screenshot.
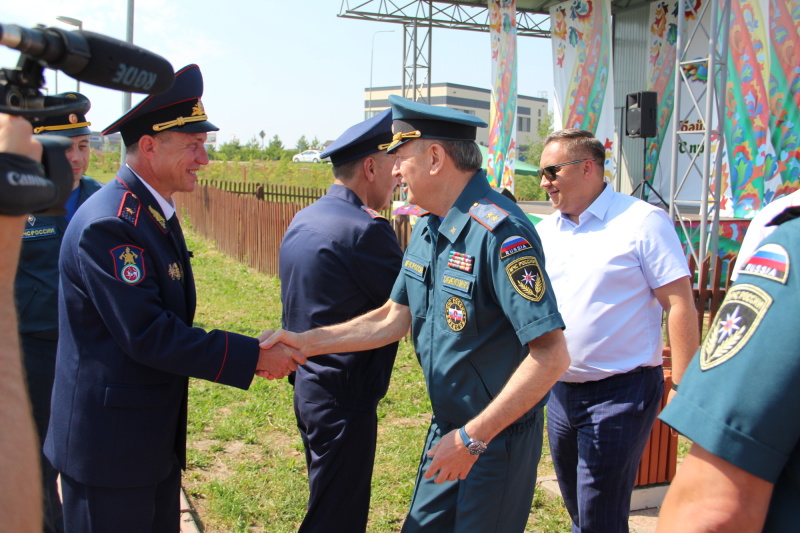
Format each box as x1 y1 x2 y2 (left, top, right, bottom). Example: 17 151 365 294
538 158 595 181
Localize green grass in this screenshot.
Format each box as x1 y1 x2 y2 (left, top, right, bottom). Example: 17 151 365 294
181 226 572 532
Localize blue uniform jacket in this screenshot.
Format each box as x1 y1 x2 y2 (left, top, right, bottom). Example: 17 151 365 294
280 184 403 408
44 166 260 488
15 176 102 337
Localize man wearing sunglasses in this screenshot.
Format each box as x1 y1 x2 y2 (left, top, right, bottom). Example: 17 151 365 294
535 129 698 532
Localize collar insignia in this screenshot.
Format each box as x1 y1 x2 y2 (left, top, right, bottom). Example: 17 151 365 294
27 215 36 226
148 205 168 231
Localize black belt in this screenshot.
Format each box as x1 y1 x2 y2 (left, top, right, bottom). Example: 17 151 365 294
563 365 662 386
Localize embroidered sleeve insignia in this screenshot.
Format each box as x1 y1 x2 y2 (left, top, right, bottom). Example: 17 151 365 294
110 245 146 285
499 236 533 260
445 296 468 331
505 255 546 302
699 284 772 370
740 243 790 284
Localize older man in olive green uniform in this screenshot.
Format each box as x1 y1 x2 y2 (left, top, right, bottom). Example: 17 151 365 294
658 208 800 532
262 95 569 533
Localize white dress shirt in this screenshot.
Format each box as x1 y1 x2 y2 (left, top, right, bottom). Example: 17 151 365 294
537 184 690 382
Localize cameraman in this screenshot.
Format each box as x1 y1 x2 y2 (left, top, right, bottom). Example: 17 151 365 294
16 92 102 533
0 111 45 533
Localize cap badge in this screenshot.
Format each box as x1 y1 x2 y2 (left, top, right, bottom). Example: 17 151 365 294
379 130 421 151
69 114 78 124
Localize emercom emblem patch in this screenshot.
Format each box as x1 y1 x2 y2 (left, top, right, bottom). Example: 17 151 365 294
505 255 545 302
445 296 467 331
700 284 772 370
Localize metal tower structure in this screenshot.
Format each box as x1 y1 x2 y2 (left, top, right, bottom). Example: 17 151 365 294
668 0 731 272
338 0 550 102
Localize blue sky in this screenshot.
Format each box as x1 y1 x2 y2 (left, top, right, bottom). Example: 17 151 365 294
1 1 554 148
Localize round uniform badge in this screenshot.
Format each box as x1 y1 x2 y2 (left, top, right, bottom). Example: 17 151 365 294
445 296 467 332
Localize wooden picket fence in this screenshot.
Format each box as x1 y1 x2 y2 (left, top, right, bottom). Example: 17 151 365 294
175 185 309 275
175 183 411 275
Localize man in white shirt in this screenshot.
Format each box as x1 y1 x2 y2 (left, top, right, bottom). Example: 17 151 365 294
536 129 698 532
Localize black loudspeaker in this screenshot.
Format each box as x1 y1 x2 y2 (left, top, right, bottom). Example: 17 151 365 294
626 91 657 138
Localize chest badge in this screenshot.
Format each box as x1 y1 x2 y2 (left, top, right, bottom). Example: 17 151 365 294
168 262 183 281
448 251 474 273
445 296 468 332
505 255 545 302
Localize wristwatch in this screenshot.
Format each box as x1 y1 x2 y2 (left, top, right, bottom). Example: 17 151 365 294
459 426 488 456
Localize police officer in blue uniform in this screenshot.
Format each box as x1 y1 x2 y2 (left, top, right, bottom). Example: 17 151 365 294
263 95 570 533
15 92 101 533
279 109 403 532
44 65 303 533
658 208 800 532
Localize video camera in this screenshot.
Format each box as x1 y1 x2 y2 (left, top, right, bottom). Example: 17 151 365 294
0 22 175 216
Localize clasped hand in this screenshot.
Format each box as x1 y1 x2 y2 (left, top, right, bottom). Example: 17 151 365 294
256 329 305 380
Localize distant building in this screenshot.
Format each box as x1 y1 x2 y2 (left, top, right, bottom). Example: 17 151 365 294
364 82 548 149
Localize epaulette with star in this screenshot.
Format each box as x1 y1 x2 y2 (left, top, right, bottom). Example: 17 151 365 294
361 206 387 220
117 192 141 226
469 198 508 231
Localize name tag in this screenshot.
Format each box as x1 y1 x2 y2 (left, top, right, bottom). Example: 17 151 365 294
22 225 57 240
403 258 427 280
442 274 472 294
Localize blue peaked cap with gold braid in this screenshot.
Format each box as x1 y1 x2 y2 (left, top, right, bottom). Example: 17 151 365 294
321 109 393 166
383 94 487 154
102 64 218 146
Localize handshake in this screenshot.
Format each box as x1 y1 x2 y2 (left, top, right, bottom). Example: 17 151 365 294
255 329 305 380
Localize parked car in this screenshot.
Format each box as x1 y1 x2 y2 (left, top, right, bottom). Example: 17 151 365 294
292 149 329 163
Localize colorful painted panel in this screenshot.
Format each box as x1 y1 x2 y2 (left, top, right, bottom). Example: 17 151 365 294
488 0 518 191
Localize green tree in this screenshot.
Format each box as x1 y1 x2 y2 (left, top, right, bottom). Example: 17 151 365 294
310 136 322 150
265 135 285 161
214 136 243 161
296 135 309 152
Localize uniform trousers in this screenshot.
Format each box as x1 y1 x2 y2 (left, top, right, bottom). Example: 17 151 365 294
547 365 664 533
294 392 380 533
401 410 543 533
60 459 181 533
21 334 63 533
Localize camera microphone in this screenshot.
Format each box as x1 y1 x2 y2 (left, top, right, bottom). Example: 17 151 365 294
0 23 174 94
